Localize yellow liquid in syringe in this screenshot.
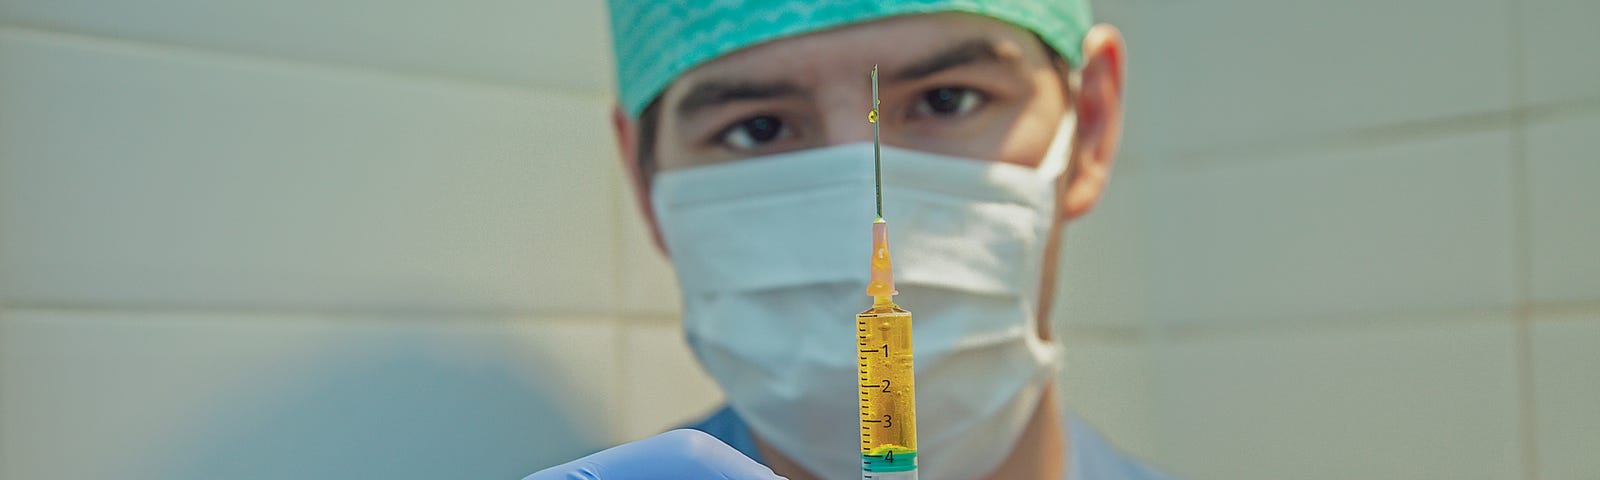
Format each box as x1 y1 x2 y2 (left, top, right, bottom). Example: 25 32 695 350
858 298 917 465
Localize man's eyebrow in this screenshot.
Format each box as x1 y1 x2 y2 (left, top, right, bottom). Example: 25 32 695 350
674 80 805 118
890 38 1011 81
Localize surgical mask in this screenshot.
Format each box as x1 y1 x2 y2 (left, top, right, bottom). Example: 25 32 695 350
652 118 1073 480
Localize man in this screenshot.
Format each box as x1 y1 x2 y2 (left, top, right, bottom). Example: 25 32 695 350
531 1 1172 478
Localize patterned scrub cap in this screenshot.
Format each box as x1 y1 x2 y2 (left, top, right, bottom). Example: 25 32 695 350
608 0 1093 116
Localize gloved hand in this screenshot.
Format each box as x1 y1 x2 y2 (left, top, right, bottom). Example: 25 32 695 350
524 429 787 480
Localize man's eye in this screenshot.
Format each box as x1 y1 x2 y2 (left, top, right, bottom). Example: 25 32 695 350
914 87 984 117
719 115 787 150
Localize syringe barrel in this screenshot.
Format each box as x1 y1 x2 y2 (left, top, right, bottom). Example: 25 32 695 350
857 302 918 474
863 469 918 480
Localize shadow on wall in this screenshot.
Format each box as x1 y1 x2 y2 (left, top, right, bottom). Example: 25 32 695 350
162 329 600 480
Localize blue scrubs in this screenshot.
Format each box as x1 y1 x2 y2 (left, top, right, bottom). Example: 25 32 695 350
685 405 1178 480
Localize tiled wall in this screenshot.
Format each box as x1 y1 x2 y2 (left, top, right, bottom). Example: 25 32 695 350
0 1 1594 480
1122 0 1600 478
0 3 653 478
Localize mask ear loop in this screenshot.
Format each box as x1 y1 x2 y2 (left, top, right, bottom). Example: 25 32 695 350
1026 113 1076 345
1035 113 1077 180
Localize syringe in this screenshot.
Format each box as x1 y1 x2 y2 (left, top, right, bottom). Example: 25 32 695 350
857 65 919 480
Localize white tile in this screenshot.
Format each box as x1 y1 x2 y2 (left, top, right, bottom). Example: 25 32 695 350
1060 337 1157 459
1526 114 1600 305
0 309 620 480
1151 317 1521 480
1089 0 1140 38
1520 0 1600 105
0 30 619 313
617 321 723 441
1147 131 1517 325
1139 0 1513 153
1054 169 1147 328
1530 314 1600 480
0 2 613 94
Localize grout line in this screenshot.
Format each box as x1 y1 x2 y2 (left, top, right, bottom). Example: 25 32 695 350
1526 302 1600 319
9 299 1594 328
1513 254 1541 480
0 22 613 102
1057 324 1149 344
0 304 6 479
1157 306 1520 342
1160 97 1600 170
617 313 681 326
1506 0 1541 476
1155 302 1520 331
0 302 626 323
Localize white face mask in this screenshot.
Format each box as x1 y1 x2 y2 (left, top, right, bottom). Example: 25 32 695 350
652 118 1073 480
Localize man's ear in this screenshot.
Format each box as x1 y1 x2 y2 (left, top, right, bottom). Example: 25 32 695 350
613 105 668 254
1059 24 1125 222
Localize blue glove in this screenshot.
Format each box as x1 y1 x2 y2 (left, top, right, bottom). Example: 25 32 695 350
524 429 787 480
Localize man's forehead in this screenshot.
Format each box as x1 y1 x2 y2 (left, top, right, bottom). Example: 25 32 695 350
662 13 1039 104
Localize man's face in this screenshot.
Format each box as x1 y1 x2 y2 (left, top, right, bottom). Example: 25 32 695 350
618 13 1124 333
651 13 1073 172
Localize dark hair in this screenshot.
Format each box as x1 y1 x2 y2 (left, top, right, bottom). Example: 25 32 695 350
635 98 663 180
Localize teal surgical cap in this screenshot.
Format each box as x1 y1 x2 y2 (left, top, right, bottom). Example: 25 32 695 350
608 0 1093 117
